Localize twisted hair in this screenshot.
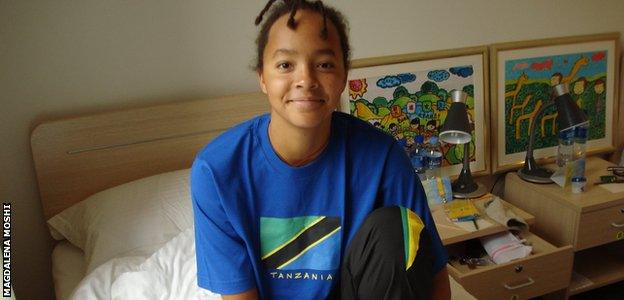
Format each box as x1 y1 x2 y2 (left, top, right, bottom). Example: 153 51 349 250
253 0 350 71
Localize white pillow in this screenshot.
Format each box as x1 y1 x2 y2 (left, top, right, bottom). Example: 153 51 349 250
47 168 194 274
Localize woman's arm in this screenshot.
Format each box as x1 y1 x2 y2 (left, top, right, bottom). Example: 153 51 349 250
431 267 451 300
222 288 259 300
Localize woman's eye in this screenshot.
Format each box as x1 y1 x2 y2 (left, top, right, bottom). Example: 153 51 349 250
318 62 334 69
277 62 291 70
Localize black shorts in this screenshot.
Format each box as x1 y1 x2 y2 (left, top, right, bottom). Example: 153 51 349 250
329 206 435 300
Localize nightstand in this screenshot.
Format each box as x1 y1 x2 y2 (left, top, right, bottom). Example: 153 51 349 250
504 156 624 297
433 194 574 299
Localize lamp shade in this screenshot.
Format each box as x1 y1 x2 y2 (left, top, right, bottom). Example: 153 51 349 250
553 83 588 130
439 90 472 144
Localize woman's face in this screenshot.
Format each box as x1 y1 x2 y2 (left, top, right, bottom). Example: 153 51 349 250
258 9 347 132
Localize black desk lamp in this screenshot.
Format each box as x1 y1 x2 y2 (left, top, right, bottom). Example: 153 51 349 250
517 83 589 184
439 90 487 198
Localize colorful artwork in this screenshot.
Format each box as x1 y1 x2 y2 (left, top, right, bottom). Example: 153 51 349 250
341 49 489 177
492 35 619 172
347 68 477 167
504 52 607 155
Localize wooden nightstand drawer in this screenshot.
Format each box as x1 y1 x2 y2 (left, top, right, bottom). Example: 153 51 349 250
447 231 573 299
576 203 624 250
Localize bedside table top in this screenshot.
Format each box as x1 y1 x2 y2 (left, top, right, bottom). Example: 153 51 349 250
432 194 535 245
506 156 624 213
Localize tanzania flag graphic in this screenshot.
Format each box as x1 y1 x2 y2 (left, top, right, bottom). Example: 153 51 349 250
261 216 341 270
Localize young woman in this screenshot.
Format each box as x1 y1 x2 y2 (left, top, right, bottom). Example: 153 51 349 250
191 1 450 299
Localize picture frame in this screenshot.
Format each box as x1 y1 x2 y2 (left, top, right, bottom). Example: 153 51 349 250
490 33 620 173
340 46 490 178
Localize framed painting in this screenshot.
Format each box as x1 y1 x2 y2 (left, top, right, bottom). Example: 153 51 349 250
490 33 620 173
340 46 490 178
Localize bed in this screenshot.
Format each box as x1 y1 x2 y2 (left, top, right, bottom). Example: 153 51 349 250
31 92 476 299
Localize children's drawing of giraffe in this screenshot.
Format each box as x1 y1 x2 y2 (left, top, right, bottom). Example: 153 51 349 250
515 100 543 140
509 94 533 125
561 56 589 84
541 112 557 138
505 73 529 99
506 73 529 124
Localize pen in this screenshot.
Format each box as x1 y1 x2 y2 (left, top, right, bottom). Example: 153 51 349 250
472 217 479 230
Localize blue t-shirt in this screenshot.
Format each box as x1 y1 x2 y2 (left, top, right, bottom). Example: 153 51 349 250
191 112 447 299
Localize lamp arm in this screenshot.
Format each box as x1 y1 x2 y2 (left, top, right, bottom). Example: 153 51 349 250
525 101 556 161
459 142 475 187
462 142 471 173
453 142 477 193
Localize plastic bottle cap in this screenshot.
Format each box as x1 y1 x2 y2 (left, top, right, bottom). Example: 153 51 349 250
575 126 588 139
429 136 438 144
558 131 566 139
415 135 424 144
559 128 575 139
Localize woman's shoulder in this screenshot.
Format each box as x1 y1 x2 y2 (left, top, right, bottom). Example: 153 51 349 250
194 114 267 165
333 111 396 146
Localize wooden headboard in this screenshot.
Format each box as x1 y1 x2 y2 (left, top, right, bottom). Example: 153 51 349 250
31 92 269 220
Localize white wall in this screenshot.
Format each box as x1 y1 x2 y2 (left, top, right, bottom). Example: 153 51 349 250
1 1 623 298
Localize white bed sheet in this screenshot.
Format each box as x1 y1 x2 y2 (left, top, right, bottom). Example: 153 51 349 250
51 241 87 300
69 228 218 300
59 228 474 300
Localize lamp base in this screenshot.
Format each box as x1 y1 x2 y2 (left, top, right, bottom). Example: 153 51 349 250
517 167 554 184
452 182 488 199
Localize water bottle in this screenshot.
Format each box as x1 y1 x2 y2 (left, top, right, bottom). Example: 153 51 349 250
556 128 574 167
411 135 426 175
424 136 443 180
556 128 575 185
573 125 588 179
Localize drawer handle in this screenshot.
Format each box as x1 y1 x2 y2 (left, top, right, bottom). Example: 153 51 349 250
503 277 535 290
612 222 624 228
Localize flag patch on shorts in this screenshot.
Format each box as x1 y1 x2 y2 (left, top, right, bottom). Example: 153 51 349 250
400 206 425 270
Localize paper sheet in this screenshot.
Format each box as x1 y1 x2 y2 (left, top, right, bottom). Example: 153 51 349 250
484 197 529 231
598 183 624 193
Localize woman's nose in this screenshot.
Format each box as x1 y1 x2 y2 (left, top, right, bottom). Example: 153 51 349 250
295 66 319 90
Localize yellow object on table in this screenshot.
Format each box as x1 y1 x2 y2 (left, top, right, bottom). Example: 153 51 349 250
444 199 479 220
